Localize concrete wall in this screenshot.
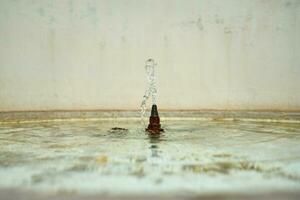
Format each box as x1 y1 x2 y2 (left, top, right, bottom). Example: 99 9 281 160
0 0 299 111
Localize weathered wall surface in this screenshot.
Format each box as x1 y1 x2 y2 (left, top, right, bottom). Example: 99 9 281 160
0 0 299 111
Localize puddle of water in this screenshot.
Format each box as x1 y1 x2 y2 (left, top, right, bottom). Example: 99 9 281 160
0 117 300 196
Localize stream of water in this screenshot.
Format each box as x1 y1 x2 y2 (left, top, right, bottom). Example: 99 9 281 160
140 59 158 125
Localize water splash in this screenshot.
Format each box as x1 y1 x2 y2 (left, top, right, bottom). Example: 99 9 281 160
141 59 158 125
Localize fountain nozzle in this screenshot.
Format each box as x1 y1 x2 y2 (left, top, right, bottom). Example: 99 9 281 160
146 104 164 134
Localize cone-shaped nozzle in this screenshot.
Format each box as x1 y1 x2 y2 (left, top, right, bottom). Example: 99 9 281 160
146 104 164 134
151 104 159 117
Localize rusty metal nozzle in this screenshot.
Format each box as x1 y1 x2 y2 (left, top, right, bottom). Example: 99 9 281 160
146 104 164 134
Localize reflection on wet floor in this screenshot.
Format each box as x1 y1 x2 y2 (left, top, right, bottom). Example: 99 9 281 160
0 118 300 195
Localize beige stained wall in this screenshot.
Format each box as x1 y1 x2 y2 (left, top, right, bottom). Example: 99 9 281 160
0 0 299 111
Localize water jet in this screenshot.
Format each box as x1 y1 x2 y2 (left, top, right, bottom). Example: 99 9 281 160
140 59 164 134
